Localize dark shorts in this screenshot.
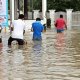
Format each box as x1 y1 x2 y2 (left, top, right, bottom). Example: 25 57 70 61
8 36 24 45
57 29 64 33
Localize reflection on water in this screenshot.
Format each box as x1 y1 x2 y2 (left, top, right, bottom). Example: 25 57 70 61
0 27 80 80
54 33 66 54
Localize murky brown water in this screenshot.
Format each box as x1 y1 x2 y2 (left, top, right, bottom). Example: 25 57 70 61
0 27 80 80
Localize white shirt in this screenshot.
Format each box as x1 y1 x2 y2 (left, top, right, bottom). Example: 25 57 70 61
11 19 26 39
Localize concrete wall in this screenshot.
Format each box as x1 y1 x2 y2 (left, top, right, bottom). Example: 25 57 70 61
25 20 44 31
8 20 44 31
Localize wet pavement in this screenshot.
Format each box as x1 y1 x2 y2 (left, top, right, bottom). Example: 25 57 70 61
0 27 80 80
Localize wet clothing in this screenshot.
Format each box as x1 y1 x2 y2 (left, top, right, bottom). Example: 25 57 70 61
11 19 26 39
32 21 44 40
8 36 24 45
57 29 64 33
8 19 26 45
55 18 66 33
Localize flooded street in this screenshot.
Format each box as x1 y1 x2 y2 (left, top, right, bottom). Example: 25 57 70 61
0 27 80 80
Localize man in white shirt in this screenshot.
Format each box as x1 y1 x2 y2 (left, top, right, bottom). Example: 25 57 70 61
8 14 26 46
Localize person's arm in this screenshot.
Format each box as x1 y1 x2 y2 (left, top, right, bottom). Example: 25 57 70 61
31 27 33 32
11 27 13 31
64 21 67 30
54 20 57 27
23 24 26 35
43 24 46 32
10 22 14 31
41 25 44 32
65 24 67 30
23 30 25 35
31 23 34 32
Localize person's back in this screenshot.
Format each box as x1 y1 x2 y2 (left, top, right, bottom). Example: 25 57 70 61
55 14 67 33
12 19 25 39
56 18 65 29
31 18 44 40
8 14 26 46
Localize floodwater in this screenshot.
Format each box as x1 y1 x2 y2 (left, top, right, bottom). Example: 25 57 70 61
0 27 80 80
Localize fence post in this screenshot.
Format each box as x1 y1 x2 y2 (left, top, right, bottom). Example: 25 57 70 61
42 0 47 24
33 10 39 20
66 9 73 30
49 10 55 29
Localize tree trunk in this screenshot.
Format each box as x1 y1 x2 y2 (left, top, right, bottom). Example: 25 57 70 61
24 0 28 19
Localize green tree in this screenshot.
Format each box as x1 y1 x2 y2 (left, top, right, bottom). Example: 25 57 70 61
8 0 80 12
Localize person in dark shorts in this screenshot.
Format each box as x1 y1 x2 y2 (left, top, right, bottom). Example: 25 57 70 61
8 14 26 46
55 14 67 33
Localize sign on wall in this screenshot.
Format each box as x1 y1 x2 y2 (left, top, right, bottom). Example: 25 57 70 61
0 0 8 27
